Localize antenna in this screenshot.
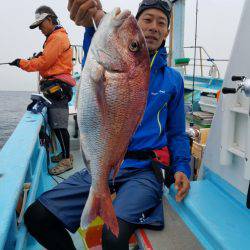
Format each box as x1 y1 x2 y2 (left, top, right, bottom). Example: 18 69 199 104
191 0 199 126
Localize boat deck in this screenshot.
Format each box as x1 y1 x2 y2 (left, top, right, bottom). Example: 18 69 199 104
136 198 203 250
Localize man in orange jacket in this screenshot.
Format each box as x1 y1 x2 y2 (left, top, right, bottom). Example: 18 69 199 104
10 6 74 175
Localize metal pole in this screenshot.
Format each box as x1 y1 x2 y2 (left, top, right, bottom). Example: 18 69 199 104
37 73 41 93
191 0 199 121
200 47 203 77
168 13 174 67
172 0 186 73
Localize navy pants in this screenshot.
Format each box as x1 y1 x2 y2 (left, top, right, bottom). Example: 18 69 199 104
39 168 164 233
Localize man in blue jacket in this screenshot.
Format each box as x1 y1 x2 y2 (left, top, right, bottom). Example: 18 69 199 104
24 1 191 249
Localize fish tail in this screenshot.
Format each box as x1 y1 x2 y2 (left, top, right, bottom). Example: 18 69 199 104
80 186 119 237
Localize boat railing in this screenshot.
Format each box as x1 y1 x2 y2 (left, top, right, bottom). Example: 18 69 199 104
0 110 52 250
181 46 229 79
71 44 83 73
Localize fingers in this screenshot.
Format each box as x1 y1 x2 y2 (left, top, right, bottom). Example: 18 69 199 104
174 173 182 190
176 181 189 202
68 0 97 23
68 0 74 11
75 5 97 26
95 0 102 10
174 172 190 202
67 0 104 27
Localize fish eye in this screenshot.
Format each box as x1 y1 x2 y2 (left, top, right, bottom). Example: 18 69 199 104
129 41 140 52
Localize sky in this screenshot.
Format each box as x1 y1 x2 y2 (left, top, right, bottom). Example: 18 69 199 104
0 0 245 91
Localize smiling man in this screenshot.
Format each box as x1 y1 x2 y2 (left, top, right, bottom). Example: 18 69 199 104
136 3 169 54
24 1 191 250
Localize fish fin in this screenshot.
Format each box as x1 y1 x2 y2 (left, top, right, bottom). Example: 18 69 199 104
90 64 109 127
95 81 108 118
80 186 119 238
94 75 110 139
90 63 105 83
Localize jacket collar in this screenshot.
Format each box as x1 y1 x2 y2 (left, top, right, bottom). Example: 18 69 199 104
150 46 168 70
43 26 64 48
46 25 63 38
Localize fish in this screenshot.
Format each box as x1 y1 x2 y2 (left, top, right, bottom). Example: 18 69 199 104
77 7 150 237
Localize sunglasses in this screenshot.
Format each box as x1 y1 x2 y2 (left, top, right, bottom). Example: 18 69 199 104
139 0 172 12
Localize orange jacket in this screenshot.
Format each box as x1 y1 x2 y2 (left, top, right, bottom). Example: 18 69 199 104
19 27 73 78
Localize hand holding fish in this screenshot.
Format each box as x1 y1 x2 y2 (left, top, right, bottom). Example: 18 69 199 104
68 0 105 27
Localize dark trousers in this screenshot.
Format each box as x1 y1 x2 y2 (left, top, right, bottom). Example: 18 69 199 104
54 128 70 159
24 200 137 250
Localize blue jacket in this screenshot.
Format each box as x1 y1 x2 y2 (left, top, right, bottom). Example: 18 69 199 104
82 28 191 178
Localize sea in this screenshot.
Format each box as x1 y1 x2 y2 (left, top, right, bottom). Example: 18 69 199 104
0 91 32 149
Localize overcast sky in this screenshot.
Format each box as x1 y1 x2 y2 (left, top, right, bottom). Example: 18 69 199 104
0 0 245 91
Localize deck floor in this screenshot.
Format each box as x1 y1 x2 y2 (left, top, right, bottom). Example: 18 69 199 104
138 198 203 250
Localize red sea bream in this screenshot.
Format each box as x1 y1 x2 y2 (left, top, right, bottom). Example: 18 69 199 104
77 8 150 237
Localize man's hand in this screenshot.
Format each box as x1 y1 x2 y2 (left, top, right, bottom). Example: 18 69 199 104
28 52 43 60
9 59 20 67
174 172 190 202
68 0 105 27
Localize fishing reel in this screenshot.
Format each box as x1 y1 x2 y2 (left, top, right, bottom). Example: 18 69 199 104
30 93 51 105
27 93 52 114
222 76 250 97
186 124 200 140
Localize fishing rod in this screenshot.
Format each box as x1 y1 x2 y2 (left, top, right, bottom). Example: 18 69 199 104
0 62 10 66
92 17 97 31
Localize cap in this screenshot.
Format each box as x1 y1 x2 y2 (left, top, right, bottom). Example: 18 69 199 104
30 6 57 29
136 0 172 27
29 12 50 29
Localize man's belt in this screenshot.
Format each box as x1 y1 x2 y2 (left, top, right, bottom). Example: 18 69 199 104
40 79 61 92
125 146 170 168
45 84 61 95
125 147 172 186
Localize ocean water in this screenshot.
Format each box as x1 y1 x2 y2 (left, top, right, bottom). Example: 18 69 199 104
0 91 32 149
